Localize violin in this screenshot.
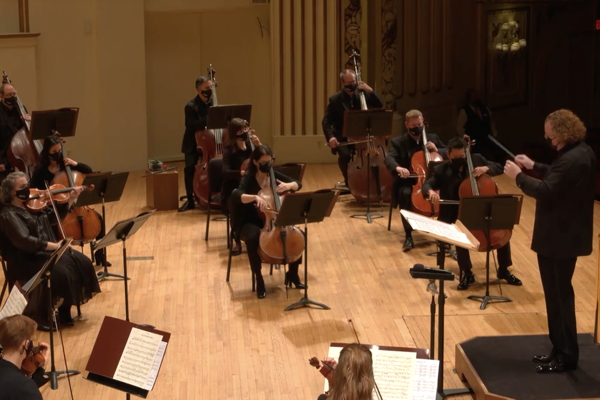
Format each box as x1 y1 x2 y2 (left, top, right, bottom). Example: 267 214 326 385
25 184 94 212
20 342 45 377
410 125 443 217
309 356 336 386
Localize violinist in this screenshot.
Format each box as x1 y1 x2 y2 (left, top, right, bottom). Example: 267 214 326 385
222 118 261 256
504 109 595 373
30 135 109 266
230 145 305 298
322 69 383 191
0 83 30 182
0 315 49 400
0 172 101 331
384 109 446 251
422 137 522 290
179 76 214 212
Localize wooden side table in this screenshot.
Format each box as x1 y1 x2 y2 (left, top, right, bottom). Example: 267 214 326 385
145 170 178 211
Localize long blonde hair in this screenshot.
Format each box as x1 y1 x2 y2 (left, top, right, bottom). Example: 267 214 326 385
329 343 375 400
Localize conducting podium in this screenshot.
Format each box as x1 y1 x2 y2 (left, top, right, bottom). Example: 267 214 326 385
343 109 394 223
85 316 170 399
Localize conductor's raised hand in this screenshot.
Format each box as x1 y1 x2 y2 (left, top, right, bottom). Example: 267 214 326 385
514 154 534 170
503 160 522 179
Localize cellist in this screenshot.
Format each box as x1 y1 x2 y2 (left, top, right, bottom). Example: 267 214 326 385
229 145 305 299
0 83 31 182
422 137 522 290
179 76 214 212
384 109 446 251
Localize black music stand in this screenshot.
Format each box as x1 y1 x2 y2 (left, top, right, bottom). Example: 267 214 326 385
22 239 79 389
343 109 393 223
276 190 338 311
81 172 130 280
93 211 155 323
410 264 471 400
206 104 252 130
458 195 521 310
30 108 79 140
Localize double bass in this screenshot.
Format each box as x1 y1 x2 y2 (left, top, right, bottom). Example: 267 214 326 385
410 125 444 216
1 71 41 177
193 65 228 209
345 50 392 204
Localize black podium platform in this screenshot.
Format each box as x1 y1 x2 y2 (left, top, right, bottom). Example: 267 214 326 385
455 333 600 400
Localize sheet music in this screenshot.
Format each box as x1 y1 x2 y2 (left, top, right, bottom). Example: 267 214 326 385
144 341 167 390
412 359 439 400
400 210 471 246
113 328 163 389
0 286 28 320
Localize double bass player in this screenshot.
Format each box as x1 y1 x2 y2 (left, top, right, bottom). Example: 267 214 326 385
0 83 31 183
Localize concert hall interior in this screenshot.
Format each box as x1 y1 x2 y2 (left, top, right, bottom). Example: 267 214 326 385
1 0 600 399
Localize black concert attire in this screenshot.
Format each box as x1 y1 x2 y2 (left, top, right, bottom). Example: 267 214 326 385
30 162 109 266
0 358 45 400
422 154 515 285
515 141 596 369
221 142 252 212
322 90 383 188
0 103 25 182
456 102 503 163
230 170 303 295
0 203 101 328
181 95 213 206
384 132 446 238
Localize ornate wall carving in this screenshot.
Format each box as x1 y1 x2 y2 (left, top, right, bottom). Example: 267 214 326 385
381 0 397 109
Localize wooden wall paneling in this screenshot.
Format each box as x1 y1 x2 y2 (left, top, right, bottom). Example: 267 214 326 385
304 0 315 136
394 0 404 103
442 0 453 90
326 0 338 98
431 0 442 92
405 0 417 96
417 0 430 94
293 0 303 136
380 0 397 109
315 0 326 130
271 0 282 135
282 0 293 136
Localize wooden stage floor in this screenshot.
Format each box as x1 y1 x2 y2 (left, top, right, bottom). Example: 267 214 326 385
7 162 598 400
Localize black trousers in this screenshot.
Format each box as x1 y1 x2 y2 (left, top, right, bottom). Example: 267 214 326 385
395 183 414 236
537 254 578 367
93 211 108 264
183 150 200 201
333 144 353 188
239 223 301 281
456 242 512 275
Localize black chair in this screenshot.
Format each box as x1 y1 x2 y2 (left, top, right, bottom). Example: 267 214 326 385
204 158 229 246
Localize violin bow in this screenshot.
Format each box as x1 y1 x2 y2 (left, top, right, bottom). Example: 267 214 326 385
348 319 384 400
44 182 67 240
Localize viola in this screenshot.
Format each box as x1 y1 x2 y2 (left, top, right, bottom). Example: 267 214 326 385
256 166 304 265
193 65 229 209
20 343 45 377
25 184 94 212
410 126 444 217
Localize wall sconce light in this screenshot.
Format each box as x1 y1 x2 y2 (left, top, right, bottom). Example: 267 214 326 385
493 20 526 53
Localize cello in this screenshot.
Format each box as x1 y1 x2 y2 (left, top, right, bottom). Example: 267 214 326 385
1 71 41 177
410 125 444 216
345 50 392 204
193 65 228 209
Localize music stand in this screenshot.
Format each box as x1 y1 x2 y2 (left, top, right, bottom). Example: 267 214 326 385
81 172 130 280
93 211 156 323
343 109 393 223
23 239 79 389
206 104 252 130
275 190 338 311
29 108 79 140
457 195 522 310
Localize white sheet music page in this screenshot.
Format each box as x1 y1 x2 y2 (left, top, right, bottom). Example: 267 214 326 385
0 286 28 320
412 359 439 400
113 328 163 389
400 210 471 246
144 341 168 391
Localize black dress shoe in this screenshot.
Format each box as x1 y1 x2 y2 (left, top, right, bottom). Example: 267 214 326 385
533 355 554 364
536 360 576 373
457 272 475 290
178 200 195 212
285 272 307 289
497 271 523 286
256 276 267 299
403 236 414 251
231 242 242 256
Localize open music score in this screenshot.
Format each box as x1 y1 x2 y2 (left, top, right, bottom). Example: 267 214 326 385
400 210 479 250
325 344 439 400
113 328 164 390
0 285 27 320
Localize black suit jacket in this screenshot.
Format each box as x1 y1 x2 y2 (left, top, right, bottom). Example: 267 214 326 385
0 103 26 166
422 153 502 223
516 141 596 258
181 95 212 154
321 90 383 142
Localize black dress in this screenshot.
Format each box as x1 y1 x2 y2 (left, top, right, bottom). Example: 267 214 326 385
221 143 252 212
0 204 100 324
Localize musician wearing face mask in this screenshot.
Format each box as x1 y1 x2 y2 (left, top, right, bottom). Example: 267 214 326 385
0 83 31 182
222 118 261 256
423 137 522 290
179 76 214 212
384 109 446 251
0 315 51 400
322 69 383 191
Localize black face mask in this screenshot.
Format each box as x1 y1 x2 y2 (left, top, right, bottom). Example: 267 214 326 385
15 185 30 201
48 152 62 161
236 132 249 141
201 89 212 99
3 96 16 106
258 162 271 173
545 136 557 149
450 157 466 171
409 126 423 137
344 83 357 92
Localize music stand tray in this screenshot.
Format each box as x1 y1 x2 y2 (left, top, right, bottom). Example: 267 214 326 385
206 104 252 130
22 239 73 294
343 109 393 223
276 190 338 311
457 195 522 310
77 172 129 208
30 108 79 140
